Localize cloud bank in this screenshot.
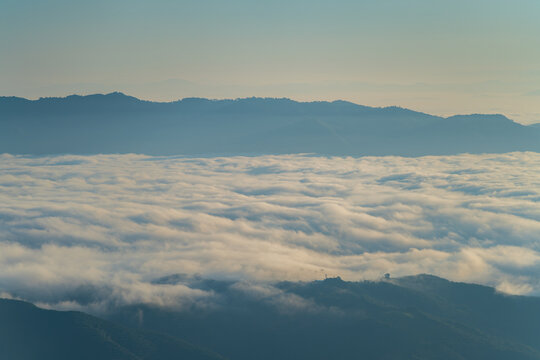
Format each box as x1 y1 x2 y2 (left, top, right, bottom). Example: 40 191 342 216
1 152 539 310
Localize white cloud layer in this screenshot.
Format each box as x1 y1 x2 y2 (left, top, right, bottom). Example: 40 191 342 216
1 152 539 309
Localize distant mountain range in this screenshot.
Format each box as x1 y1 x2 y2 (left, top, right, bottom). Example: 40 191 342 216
1 92 539 156
3 275 540 359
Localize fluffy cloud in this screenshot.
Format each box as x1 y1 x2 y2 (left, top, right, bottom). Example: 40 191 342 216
0 152 539 310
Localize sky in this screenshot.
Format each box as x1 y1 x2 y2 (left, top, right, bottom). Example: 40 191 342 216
2 0 540 123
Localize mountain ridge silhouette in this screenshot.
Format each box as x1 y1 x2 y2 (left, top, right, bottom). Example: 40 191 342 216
1 92 539 156
5 274 537 360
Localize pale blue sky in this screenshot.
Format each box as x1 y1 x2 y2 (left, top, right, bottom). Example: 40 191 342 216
2 0 540 122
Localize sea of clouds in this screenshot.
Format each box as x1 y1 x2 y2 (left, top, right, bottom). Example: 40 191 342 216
1 152 539 311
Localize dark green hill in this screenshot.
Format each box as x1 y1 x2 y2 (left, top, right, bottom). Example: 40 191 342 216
110 275 540 360
3 275 540 360
0 298 224 360
392 274 540 350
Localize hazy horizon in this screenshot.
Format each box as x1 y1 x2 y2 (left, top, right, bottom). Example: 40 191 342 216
3 0 540 123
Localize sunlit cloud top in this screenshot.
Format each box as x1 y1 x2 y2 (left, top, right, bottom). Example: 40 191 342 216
1 152 540 311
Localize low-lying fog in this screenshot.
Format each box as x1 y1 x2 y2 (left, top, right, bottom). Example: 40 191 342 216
1 152 539 311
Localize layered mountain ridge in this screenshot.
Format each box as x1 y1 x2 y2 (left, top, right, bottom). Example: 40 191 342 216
1 92 539 156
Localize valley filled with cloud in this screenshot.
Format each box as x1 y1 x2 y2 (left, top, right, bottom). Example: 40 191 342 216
1 152 539 311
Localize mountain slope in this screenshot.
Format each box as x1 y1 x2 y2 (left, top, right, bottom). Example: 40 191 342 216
2 275 540 360
0 298 224 360
392 274 540 351
1 93 539 156
109 275 540 360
